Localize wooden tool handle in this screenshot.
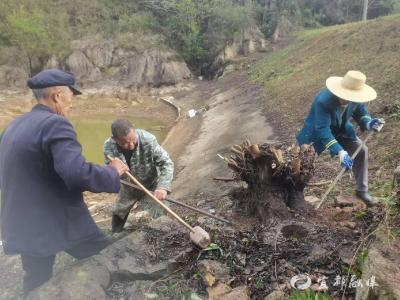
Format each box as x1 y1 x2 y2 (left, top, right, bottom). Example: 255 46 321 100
108 155 194 232
120 179 233 225
316 131 375 209
165 197 233 225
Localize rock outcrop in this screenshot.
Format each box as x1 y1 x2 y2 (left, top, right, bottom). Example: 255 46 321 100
118 49 192 87
272 16 294 43
0 36 192 90
26 217 196 300
356 228 400 300
209 26 269 79
66 50 102 82
63 38 192 88
223 26 269 59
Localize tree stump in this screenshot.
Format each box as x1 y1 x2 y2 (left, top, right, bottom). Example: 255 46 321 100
224 141 316 222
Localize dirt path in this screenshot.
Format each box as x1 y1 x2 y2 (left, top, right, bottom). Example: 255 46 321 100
164 68 275 201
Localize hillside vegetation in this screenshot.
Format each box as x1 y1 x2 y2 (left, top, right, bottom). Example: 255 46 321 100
0 0 399 76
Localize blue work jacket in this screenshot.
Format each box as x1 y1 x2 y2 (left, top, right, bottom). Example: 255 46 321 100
297 89 371 156
0 104 120 256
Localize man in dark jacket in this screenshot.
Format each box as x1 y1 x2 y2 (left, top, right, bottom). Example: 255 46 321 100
0 69 128 295
297 70 384 206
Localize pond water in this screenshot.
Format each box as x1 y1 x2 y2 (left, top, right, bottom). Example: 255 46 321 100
71 115 168 164
0 114 168 165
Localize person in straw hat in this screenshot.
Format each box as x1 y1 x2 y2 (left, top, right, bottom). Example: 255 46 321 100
297 70 385 206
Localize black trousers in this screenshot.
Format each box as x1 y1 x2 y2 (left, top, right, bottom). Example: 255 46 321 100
20 233 112 296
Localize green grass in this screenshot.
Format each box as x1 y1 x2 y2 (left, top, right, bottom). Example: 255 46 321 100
253 276 266 290
388 100 400 120
342 249 369 278
354 210 368 220
289 290 332 300
357 250 369 273
369 179 395 202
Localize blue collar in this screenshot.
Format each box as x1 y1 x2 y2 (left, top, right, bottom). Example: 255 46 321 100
32 104 56 114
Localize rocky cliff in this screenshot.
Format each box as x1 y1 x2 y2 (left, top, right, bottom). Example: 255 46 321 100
49 37 193 89
0 37 192 90
207 26 270 79
0 25 271 89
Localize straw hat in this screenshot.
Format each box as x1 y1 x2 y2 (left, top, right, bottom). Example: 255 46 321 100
326 70 377 102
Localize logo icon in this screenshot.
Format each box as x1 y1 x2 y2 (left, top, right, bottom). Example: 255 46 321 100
290 274 312 290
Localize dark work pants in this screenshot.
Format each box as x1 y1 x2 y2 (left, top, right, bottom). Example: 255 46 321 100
20 234 112 296
338 137 369 192
111 213 130 233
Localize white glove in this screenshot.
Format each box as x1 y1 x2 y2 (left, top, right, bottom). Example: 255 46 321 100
339 150 353 170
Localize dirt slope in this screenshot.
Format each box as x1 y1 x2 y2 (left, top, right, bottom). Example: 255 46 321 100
164 68 274 200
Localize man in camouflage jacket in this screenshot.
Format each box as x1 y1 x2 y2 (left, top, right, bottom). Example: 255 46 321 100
104 119 174 232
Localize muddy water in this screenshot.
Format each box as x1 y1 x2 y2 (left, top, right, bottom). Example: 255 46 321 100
71 115 168 164
0 115 168 165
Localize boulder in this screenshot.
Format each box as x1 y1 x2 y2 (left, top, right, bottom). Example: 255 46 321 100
207 283 249 300
65 50 101 82
209 25 269 78
198 260 231 287
336 195 356 207
27 217 194 299
121 49 191 87
27 260 110 300
305 196 320 205
84 41 114 68
356 229 400 299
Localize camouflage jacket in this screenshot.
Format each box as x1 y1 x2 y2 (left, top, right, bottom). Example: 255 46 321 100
103 129 174 192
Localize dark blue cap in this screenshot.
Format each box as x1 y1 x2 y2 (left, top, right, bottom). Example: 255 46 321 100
27 69 82 95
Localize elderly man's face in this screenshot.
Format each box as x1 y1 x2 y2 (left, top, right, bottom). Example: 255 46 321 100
52 87 74 117
113 129 137 150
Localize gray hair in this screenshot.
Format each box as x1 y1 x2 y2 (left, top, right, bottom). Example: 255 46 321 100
111 119 135 137
32 86 69 100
